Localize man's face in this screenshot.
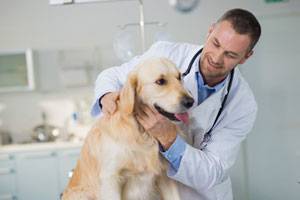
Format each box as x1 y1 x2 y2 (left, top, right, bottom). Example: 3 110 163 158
200 20 253 86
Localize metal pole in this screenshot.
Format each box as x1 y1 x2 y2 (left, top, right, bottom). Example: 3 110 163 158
138 0 145 52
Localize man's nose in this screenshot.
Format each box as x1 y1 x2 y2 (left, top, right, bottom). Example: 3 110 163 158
181 96 194 109
211 50 224 65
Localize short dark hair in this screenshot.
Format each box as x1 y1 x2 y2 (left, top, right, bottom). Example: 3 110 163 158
217 8 261 51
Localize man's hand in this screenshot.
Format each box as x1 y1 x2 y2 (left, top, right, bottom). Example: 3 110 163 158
136 105 177 150
100 91 120 115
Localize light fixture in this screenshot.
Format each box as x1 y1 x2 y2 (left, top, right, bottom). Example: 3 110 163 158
168 0 199 13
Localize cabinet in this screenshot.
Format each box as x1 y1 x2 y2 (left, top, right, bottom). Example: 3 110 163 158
0 144 81 200
58 149 81 194
16 151 59 200
0 154 17 200
0 49 35 93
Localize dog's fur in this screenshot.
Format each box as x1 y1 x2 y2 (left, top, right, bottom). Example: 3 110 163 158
62 58 194 200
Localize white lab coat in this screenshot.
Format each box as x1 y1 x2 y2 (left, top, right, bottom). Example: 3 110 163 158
91 41 257 200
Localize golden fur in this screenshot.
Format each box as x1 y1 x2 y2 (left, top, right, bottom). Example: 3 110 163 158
62 58 193 200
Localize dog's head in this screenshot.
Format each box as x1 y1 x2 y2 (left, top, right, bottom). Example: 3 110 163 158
119 58 194 124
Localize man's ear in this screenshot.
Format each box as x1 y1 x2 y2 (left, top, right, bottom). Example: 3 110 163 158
119 71 137 115
239 50 253 64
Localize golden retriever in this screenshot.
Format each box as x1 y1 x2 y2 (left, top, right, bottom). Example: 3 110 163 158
62 57 194 200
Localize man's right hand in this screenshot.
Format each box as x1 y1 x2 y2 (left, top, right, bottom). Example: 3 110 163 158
99 91 120 115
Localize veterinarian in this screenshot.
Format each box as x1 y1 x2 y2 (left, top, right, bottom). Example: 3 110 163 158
91 8 261 200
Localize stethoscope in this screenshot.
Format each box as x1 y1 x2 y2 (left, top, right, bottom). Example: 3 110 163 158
182 48 234 149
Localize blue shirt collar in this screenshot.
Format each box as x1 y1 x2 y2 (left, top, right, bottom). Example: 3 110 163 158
195 57 227 91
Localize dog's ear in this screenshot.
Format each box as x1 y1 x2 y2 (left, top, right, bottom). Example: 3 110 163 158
119 71 137 115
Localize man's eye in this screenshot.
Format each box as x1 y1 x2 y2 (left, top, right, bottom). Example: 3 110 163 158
226 54 237 59
155 78 167 85
213 41 219 47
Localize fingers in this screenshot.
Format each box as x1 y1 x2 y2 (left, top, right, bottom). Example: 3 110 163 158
136 113 155 130
143 106 156 117
136 105 162 130
136 105 154 120
136 105 177 146
101 91 120 115
102 103 116 115
143 106 166 122
136 115 149 129
136 107 152 130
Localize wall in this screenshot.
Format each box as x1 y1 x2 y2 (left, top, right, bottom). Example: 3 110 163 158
242 13 300 200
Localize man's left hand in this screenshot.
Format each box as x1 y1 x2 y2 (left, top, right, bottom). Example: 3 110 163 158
136 105 177 150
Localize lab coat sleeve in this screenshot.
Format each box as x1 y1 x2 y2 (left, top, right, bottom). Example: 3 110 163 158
167 99 257 192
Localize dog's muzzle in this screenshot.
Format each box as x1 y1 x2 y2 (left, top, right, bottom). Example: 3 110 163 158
154 95 194 125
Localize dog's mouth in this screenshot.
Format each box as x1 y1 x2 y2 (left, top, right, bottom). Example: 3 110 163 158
154 104 189 125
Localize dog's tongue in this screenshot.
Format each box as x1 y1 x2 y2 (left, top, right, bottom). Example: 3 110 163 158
175 112 189 125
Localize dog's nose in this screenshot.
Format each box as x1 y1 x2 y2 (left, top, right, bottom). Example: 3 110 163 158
181 96 194 109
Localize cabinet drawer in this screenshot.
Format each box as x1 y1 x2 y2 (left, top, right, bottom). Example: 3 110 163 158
0 154 15 168
0 169 16 195
16 151 60 200
58 148 80 192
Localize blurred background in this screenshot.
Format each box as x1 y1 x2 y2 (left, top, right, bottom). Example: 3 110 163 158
0 0 299 199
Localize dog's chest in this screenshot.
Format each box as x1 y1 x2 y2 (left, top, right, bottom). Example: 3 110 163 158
119 141 163 199
100 131 164 200
101 134 163 173
124 141 162 174
122 172 160 200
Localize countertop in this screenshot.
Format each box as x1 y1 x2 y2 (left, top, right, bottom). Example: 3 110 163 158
0 141 83 154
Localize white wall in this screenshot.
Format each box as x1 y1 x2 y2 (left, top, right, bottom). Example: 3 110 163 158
242 13 300 200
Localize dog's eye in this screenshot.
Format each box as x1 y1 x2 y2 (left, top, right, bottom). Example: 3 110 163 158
155 78 167 85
